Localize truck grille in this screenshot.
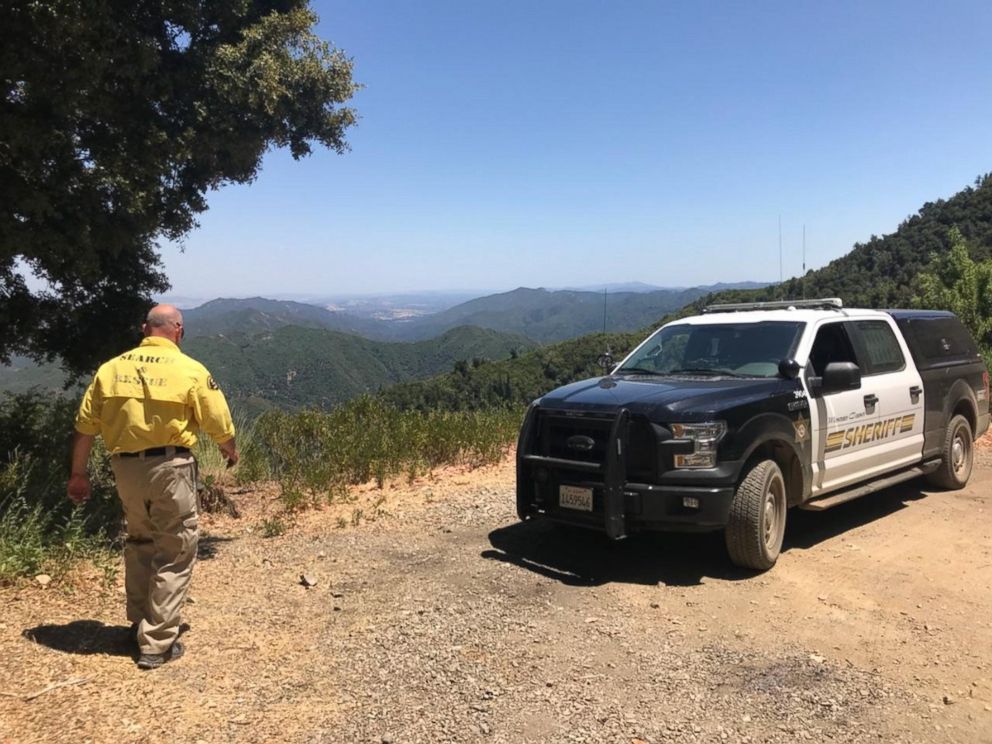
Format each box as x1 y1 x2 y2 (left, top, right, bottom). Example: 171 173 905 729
533 411 658 482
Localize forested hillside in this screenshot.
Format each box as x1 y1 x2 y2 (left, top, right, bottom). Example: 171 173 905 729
382 331 643 411
179 283 768 345
182 297 385 339
393 286 713 342
183 325 535 413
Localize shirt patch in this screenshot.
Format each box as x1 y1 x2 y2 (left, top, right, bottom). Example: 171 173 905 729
207 376 220 391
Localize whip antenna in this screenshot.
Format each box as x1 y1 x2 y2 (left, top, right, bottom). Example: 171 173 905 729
778 215 783 285
802 224 807 299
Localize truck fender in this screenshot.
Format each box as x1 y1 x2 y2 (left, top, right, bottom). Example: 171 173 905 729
943 379 979 435
734 412 812 506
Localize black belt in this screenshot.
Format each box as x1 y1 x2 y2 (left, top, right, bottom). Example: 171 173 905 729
118 446 191 458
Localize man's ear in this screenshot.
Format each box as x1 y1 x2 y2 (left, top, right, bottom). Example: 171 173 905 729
141 323 149 337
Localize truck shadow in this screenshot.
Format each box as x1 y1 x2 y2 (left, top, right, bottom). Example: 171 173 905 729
484 523 740 587
485 482 931 587
783 480 928 550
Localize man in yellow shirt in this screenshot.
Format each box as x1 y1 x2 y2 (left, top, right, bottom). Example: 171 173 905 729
68 304 238 669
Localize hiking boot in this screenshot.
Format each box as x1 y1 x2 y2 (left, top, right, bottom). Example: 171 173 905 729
136 640 184 670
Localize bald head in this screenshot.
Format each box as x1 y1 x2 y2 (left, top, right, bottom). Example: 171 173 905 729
143 304 184 343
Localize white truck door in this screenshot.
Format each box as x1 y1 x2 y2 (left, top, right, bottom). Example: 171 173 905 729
804 320 881 494
847 318 925 473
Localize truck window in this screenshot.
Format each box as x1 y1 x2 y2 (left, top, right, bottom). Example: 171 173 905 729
902 317 979 366
807 322 858 376
850 320 906 375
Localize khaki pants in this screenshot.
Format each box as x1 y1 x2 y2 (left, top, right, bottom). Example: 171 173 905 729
111 450 198 655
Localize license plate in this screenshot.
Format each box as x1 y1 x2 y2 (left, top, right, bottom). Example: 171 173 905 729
559 485 593 512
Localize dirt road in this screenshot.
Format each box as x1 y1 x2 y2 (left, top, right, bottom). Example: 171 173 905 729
3 447 992 744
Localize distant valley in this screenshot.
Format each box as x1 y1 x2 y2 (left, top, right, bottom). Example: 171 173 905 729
0 281 769 411
181 281 770 344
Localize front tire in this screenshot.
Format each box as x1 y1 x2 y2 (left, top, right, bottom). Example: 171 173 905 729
925 414 974 490
725 459 787 571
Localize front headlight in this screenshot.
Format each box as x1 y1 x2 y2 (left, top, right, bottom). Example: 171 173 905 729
671 421 727 469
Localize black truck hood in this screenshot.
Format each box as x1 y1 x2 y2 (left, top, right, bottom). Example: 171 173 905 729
537 374 794 421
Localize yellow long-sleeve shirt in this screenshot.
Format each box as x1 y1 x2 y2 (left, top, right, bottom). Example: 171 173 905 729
74 336 235 454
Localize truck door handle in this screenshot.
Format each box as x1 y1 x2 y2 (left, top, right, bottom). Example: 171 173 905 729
863 394 878 410
909 386 922 402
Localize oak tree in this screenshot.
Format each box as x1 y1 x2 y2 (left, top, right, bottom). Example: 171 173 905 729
1 1 358 374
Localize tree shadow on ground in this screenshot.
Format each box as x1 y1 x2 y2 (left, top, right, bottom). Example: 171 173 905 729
23 620 136 657
485 482 931 587
197 533 235 560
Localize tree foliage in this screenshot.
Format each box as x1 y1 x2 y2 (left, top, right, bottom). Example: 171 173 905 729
914 228 992 356
1 1 358 374
382 331 644 412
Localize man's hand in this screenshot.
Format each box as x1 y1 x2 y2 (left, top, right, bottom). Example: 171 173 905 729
219 440 239 469
67 473 91 504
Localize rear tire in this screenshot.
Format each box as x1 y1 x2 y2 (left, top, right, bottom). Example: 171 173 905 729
725 459 787 571
925 414 974 490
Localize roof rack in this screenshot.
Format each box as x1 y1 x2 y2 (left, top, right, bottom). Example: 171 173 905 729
703 297 844 314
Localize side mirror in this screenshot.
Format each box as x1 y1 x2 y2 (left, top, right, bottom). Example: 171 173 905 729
778 358 802 379
816 361 861 395
597 352 614 374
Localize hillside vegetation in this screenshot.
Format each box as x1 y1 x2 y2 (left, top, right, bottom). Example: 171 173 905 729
382 331 643 411
183 324 536 413
182 297 387 339
391 286 712 342
180 283 767 344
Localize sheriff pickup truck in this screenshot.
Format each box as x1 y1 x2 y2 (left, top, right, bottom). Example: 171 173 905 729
515 298 990 570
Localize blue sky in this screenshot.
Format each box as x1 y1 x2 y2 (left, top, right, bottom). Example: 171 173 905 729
160 0 992 299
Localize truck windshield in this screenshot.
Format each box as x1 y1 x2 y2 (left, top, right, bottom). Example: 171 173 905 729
617 321 805 378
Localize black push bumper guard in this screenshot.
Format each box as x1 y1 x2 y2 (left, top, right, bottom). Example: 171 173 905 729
516 407 736 538
517 408 630 540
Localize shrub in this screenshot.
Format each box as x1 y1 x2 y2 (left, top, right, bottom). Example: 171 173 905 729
247 396 522 511
0 392 120 582
0 450 114 584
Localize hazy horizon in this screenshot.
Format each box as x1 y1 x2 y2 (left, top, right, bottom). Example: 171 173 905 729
157 278 774 310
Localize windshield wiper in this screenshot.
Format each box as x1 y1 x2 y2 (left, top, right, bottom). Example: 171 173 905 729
615 367 667 376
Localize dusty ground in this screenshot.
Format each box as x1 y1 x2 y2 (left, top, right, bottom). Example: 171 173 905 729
2 437 992 744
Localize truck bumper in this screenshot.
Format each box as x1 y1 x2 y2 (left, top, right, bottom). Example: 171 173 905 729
518 480 736 534
516 405 738 536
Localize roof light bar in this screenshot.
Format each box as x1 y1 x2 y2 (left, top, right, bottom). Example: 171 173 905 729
703 297 844 314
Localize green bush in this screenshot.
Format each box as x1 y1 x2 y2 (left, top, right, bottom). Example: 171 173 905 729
0 392 121 582
0 449 115 584
246 396 521 511
259 516 288 538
